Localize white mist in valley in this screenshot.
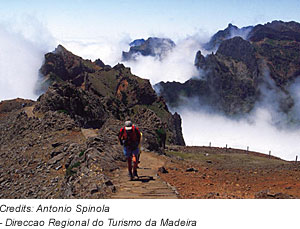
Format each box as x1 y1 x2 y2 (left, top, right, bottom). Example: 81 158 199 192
174 71 300 161
178 107 300 161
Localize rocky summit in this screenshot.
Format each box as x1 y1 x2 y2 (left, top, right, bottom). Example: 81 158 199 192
0 45 184 198
157 20 300 117
122 37 176 61
203 23 254 51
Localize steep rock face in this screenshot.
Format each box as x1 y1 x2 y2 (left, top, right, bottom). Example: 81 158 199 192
216 36 258 73
168 112 185 146
158 20 300 116
122 37 176 61
158 78 210 108
249 21 300 87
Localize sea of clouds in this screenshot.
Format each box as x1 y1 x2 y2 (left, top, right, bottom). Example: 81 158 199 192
1 18 300 160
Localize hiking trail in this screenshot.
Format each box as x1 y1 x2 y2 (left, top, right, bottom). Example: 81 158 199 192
111 151 178 199
81 128 98 139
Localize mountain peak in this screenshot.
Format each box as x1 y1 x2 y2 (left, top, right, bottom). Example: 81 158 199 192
227 23 238 29
122 37 176 61
53 44 72 55
37 45 185 145
204 24 253 51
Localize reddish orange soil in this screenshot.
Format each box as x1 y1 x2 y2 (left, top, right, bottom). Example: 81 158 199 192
159 146 300 199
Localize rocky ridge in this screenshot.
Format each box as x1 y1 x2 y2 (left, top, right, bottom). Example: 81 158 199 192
157 20 300 117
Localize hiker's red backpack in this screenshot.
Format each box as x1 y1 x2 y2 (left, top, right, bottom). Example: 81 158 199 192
119 125 141 148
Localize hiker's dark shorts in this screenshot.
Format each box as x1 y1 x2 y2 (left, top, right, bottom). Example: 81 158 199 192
123 146 139 158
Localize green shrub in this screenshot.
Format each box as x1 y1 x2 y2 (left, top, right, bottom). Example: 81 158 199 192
66 162 81 177
79 151 85 157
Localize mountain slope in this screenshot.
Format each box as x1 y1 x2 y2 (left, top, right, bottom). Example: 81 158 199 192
0 45 185 198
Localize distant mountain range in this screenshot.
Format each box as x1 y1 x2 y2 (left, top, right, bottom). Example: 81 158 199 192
156 20 300 120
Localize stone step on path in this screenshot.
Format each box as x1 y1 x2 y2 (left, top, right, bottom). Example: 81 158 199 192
111 151 178 199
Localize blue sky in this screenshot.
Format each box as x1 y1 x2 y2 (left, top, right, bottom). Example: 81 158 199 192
1 0 300 40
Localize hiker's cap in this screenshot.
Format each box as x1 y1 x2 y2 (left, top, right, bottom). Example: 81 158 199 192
125 120 132 130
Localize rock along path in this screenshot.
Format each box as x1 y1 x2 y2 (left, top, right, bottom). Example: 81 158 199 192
111 151 178 199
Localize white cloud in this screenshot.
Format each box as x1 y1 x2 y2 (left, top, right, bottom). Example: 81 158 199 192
123 35 206 84
173 69 300 161
58 33 210 85
0 26 51 101
0 16 55 101
179 106 300 161
58 36 131 65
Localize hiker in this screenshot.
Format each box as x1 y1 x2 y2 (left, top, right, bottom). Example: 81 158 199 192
118 120 141 180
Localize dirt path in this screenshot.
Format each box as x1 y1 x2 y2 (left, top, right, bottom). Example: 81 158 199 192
81 128 98 139
111 151 178 199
